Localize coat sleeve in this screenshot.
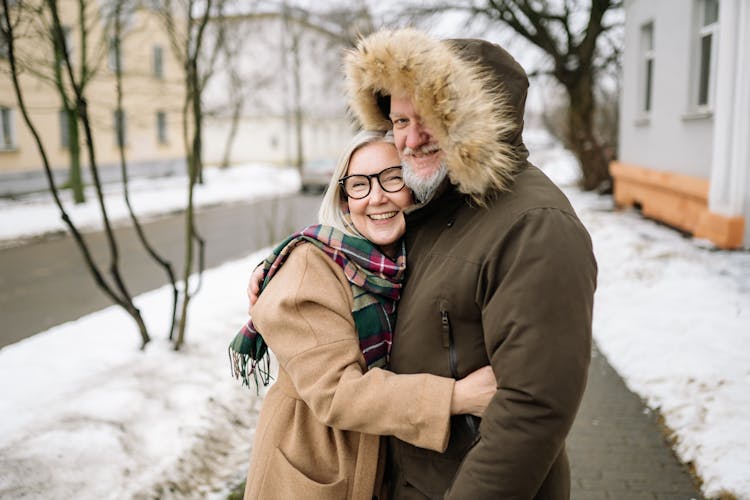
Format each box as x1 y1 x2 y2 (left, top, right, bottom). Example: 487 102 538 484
252 243 455 452
446 208 597 499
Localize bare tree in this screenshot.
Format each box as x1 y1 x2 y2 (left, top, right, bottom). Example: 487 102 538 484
216 65 244 169
283 3 305 174
398 0 623 191
2 0 151 347
208 2 374 172
52 6 85 204
108 0 180 338
148 2 369 345
8 0 109 203
204 2 273 170
157 0 232 348
282 2 371 169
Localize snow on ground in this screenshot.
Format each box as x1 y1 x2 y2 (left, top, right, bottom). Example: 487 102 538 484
1 149 749 499
0 250 267 499
536 146 750 499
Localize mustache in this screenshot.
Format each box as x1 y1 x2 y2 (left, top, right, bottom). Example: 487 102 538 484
401 143 440 157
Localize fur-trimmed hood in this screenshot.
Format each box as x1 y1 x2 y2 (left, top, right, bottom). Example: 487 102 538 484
344 28 530 201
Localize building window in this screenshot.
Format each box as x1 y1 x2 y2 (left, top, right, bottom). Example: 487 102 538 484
108 36 122 73
0 0 18 56
695 0 719 109
153 45 164 79
156 111 167 144
114 109 127 147
62 26 73 66
1 29 9 59
639 22 655 115
1 107 16 150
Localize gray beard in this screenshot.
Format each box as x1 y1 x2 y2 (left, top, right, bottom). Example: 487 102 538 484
402 159 448 203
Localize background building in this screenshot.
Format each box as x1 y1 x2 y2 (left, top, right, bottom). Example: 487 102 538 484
0 0 187 196
200 12 354 171
613 0 749 249
1 2 355 196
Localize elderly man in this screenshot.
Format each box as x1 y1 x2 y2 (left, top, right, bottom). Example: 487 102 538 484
344 28 597 499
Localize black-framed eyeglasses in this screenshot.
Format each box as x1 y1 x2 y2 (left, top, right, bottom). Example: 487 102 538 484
339 166 405 199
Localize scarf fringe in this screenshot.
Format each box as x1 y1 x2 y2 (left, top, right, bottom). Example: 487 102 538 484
228 225 404 394
228 346 273 394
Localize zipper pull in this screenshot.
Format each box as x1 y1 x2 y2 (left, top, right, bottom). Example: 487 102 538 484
440 306 450 348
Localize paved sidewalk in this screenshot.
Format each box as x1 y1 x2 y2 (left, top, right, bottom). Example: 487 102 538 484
568 345 704 500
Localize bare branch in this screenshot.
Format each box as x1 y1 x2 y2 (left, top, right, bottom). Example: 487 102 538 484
111 0 180 339
393 0 622 190
3 0 150 346
576 0 612 66
48 0 151 344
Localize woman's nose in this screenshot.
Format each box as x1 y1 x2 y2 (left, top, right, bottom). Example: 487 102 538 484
368 179 387 203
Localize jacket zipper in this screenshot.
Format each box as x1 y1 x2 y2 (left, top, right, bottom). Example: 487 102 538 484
441 300 481 440
440 299 458 379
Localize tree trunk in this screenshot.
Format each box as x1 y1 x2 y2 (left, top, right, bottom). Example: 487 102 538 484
565 74 611 191
5 0 150 348
174 59 204 350
113 2 179 340
220 96 242 169
66 108 85 204
291 31 304 173
193 86 204 182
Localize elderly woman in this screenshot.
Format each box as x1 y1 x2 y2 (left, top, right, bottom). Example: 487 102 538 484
229 130 494 500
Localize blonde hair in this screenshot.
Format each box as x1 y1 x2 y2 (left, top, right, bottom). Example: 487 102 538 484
318 130 396 236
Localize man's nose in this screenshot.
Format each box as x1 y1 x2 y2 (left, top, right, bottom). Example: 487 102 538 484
404 123 428 150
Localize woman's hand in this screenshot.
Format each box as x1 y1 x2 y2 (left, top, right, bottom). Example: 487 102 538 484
246 265 264 314
450 365 496 417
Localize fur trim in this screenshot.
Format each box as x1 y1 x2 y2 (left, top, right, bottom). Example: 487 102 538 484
345 28 519 201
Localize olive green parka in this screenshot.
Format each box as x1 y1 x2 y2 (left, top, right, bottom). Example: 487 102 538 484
345 29 598 500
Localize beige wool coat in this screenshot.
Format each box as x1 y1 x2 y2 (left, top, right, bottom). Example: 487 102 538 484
243 243 456 500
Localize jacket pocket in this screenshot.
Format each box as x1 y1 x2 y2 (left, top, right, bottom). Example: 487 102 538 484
257 447 348 500
439 298 458 379
447 414 481 459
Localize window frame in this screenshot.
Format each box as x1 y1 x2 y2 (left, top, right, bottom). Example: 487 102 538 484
108 36 123 73
0 107 17 151
60 109 71 149
637 21 655 120
61 26 73 67
691 0 720 114
156 110 168 145
153 45 164 79
0 30 9 59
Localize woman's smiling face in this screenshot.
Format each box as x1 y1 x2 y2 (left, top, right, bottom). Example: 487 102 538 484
344 141 413 256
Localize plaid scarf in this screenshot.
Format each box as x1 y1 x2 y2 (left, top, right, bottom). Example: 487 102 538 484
229 224 406 389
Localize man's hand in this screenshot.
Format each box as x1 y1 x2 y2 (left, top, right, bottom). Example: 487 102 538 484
450 365 496 417
246 265 264 314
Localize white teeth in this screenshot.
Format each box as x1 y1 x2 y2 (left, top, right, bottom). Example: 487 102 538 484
369 211 397 220
412 145 439 158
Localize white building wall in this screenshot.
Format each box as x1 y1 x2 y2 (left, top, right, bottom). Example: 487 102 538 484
201 16 353 170
202 116 354 167
619 0 714 178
